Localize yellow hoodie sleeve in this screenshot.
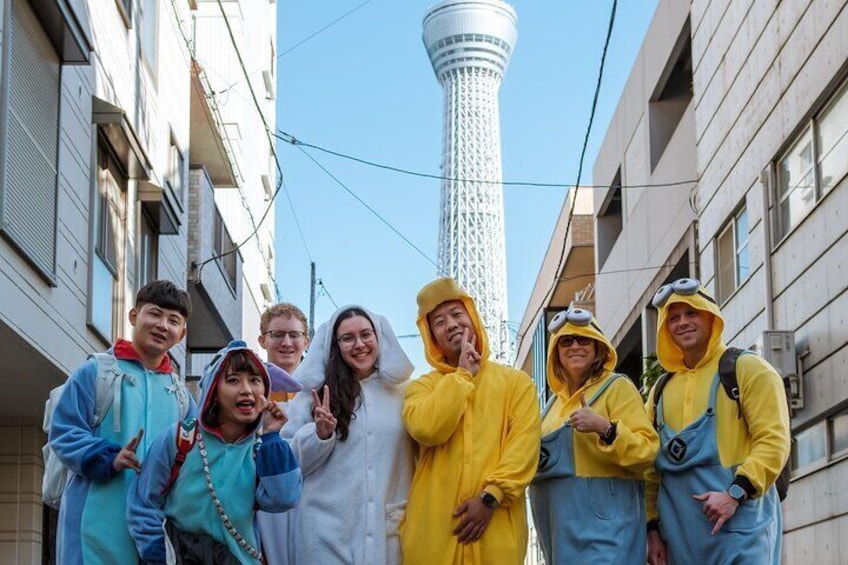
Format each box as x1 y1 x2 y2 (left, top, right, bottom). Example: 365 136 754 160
403 369 475 447
734 355 791 497
594 377 659 476
644 385 660 522
483 373 541 506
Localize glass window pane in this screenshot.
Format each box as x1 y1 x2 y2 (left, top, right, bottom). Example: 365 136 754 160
832 411 848 456
716 225 735 303
791 422 827 470
91 255 115 340
735 208 749 283
817 81 848 195
777 128 815 237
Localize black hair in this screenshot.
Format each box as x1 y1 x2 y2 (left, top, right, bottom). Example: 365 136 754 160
135 280 192 318
203 351 267 429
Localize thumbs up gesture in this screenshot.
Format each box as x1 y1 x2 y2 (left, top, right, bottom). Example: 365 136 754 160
568 394 610 435
113 429 144 473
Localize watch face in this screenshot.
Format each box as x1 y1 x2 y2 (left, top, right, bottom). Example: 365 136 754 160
728 485 746 501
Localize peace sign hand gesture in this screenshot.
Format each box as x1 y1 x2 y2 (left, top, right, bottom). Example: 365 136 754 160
458 328 481 377
113 428 143 473
312 385 337 440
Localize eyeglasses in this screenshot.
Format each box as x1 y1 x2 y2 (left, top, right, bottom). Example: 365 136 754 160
651 278 717 309
548 307 600 333
557 335 593 348
337 329 377 349
263 330 307 342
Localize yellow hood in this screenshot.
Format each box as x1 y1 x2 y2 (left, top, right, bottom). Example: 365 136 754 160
546 311 617 395
416 277 490 373
656 287 726 372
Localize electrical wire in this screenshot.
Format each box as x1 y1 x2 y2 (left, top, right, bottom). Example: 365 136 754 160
276 130 698 190
294 143 441 271
515 0 618 356
318 279 339 309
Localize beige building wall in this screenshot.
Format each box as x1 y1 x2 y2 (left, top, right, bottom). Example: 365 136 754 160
690 0 848 560
591 0 698 379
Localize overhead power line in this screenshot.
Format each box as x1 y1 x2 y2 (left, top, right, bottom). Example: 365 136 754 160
276 130 698 190
293 143 441 271
515 0 618 355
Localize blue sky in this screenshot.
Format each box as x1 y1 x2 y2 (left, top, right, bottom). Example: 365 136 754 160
274 1 658 372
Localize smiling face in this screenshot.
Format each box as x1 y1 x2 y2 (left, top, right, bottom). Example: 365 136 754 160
259 314 309 373
215 370 267 434
556 334 598 381
427 300 476 365
335 315 379 380
666 302 713 363
129 303 187 368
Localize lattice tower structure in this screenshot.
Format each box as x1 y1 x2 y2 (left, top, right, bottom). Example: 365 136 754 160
423 0 517 361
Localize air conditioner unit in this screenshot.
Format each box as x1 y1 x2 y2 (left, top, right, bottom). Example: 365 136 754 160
761 330 803 410
260 282 273 302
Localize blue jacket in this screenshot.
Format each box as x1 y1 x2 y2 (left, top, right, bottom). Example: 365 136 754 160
127 340 302 564
49 346 197 565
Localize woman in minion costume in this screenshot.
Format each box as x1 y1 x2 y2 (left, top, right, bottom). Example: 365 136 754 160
529 307 658 564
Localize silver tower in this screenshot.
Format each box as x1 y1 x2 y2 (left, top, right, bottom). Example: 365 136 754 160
423 0 517 360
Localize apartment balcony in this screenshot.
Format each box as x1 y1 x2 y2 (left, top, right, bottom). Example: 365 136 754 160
189 61 239 188
186 167 242 351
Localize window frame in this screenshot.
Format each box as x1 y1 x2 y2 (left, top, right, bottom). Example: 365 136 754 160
137 205 159 289
773 76 848 244
715 203 750 304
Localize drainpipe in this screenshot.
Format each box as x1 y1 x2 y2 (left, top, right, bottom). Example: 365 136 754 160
759 167 775 331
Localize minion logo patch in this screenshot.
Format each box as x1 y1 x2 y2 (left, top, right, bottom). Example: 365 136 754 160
667 437 688 463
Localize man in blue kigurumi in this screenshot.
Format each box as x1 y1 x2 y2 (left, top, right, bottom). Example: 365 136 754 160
49 280 197 564
645 278 790 565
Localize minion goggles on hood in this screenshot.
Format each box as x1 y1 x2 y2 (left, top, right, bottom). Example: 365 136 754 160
548 307 602 333
651 278 717 309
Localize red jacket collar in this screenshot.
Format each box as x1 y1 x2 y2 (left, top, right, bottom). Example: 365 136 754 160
114 339 174 373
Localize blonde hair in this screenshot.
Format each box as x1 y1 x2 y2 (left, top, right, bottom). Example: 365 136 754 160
260 303 308 334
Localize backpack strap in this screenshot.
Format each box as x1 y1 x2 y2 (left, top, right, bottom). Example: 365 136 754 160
162 418 198 496
88 352 130 433
651 371 675 429
586 373 625 406
718 347 745 419
167 371 191 420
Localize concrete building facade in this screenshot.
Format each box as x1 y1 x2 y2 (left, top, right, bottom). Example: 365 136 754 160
0 0 276 562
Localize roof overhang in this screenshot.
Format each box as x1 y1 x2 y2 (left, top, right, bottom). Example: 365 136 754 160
29 0 93 64
189 65 237 187
92 97 153 180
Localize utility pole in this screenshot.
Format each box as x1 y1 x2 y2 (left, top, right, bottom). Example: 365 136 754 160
309 261 316 339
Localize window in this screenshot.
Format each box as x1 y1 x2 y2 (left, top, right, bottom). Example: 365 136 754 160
139 0 158 73
167 137 186 206
832 410 848 459
116 0 133 27
791 421 827 473
596 169 623 269
0 0 61 282
649 21 692 171
776 78 848 240
138 209 158 288
213 209 237 290
716 205 750 303
90 139 127 341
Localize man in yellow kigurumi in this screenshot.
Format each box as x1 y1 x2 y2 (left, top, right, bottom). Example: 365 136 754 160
645 278 790 565
401 278 541 565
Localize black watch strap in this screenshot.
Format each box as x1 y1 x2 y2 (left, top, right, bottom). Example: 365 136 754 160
480 491 498 508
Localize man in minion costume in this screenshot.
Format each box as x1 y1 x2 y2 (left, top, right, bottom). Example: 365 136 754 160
645 278 790 565
401 277 541 565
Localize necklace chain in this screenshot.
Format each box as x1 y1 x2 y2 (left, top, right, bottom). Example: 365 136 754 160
197 431 263 562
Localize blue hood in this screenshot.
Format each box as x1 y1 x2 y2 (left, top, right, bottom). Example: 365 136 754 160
199 340 271 440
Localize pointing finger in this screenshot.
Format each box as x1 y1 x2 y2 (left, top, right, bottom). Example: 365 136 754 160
311 388 320 407
126 429 144 452
323 385 331 410
580 393 587 408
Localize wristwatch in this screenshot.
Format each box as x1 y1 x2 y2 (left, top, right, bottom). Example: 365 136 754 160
727 484 747 503
600 422 618 445
480 491 499 509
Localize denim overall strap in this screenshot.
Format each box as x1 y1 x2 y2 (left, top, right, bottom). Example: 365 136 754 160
656 373 782 565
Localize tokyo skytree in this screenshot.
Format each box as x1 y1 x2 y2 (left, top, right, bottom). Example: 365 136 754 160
423 0 516 360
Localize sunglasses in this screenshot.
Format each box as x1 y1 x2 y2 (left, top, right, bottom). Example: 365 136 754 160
557 335 593 348
651 278 717 309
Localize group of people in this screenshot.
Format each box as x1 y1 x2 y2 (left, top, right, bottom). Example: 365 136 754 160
48 276 790 564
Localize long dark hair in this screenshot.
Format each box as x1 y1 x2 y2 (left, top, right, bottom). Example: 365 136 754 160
321 308 376 441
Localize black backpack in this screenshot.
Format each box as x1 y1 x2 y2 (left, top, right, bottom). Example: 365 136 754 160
651 347 791 501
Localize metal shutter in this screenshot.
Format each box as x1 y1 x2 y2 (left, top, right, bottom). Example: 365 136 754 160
1 0 60 278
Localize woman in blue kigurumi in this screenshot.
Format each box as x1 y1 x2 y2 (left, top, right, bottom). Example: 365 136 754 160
127 340 303 564
529 307 659 564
